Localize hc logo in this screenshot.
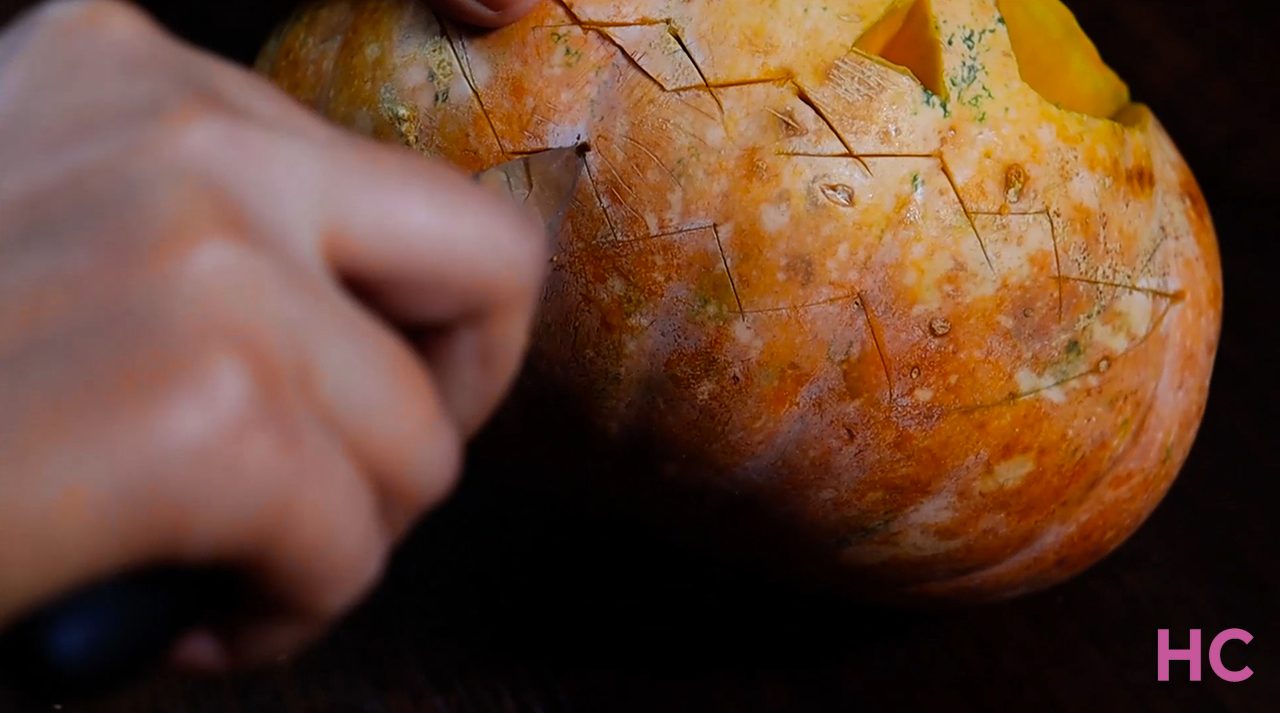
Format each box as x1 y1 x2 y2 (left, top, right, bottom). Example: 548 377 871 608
1158 629 1254 682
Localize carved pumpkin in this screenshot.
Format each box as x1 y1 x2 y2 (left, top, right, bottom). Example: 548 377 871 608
259 0 1221 600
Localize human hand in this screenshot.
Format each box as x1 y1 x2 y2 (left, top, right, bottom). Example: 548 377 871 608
0 0 545 669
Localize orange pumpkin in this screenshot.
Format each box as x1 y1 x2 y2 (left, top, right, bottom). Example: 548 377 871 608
259 0 1222 600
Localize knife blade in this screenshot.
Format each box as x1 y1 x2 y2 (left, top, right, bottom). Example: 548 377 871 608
0 147 585 701
474 145 584 241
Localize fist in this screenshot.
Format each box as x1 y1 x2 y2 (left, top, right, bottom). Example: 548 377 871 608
0 0 544 669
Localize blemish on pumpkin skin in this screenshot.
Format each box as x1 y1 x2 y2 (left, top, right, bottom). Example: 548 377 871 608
819 181 856 207
782 254 816 286
416 35 456 105
1004 163 1027 204
1125 163 1155 196
379 86 421 148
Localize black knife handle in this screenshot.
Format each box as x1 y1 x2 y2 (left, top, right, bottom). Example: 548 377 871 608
0 567 235 699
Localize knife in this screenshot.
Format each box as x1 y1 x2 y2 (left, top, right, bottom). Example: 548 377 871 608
0 146 584 700
474 146 584 232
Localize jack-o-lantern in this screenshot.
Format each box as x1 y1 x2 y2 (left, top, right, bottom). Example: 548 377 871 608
259 0 1222 600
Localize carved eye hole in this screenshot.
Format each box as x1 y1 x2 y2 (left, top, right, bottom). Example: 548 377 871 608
854 0 947 99
997 0 1131 119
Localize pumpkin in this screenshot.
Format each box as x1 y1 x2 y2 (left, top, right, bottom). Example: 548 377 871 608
258 0 1222 600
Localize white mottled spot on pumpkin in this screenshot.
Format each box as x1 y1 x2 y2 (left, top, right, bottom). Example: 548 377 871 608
546 121 589 148
1015 368 1068 404
980 455 1035 493
402 62 429 87
733 319 762 349
1036 123 1056 147
913 387 935 403
463 45 491 86
1067 168 1098 205
760 201 790 233
946 150 978 187
899 528 964 556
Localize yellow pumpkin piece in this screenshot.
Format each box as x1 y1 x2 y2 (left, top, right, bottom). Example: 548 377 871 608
854 0 915 56
857 0 948 99
998 0 1130 118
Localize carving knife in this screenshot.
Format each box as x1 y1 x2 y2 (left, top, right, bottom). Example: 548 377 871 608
0 146 584 700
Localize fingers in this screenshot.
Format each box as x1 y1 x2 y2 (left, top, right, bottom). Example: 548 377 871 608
6 0 548 437
153 242 462 667
167 120 549 435
0 228 461 660
311 138 548 329
409 298 539 436
213 394 389 668
275 251 466 533
309 142 548 433
428 0 541 28
148 375 389 670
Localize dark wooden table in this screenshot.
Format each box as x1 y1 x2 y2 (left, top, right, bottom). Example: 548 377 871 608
0 1 1276 711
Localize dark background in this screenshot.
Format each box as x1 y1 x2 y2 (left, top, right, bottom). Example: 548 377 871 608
1 0 1277 711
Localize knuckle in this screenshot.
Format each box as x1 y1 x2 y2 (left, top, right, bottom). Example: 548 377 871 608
164 335 294 467
221 361 298 467
154 223 259 290
149 248 294 461
147 97 242 164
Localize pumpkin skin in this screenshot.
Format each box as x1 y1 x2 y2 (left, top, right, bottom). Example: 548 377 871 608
258 0 1222 600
